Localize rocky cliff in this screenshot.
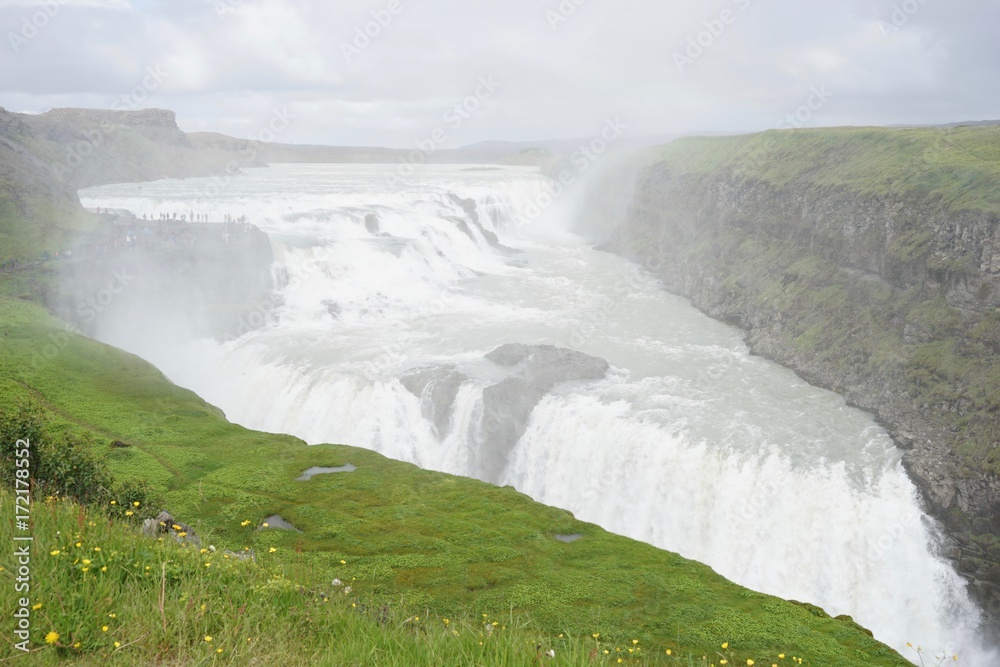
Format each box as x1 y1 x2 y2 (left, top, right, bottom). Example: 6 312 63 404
0 106 274 263
0 107 277 340
600 126 1000 625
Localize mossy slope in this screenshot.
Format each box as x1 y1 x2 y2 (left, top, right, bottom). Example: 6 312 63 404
0 290 908 665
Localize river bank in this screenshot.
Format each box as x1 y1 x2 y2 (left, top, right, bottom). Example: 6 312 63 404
595 127 1000 632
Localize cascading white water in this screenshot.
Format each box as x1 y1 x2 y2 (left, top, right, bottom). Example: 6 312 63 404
80 163 994 664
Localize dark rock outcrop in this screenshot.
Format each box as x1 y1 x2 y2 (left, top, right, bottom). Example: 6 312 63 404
447 192 517 253
142 511 200 546
475 344 610 483
400 344 610 483
400 365 470 438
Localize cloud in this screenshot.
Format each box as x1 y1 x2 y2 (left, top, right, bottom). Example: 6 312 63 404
0 0 130 7
1 0 997 146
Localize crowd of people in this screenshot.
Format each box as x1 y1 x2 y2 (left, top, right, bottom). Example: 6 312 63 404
0 209 258 272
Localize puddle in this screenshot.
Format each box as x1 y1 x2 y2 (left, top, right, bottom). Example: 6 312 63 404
297 464 357 481
259 515 302 532
554 534 583 543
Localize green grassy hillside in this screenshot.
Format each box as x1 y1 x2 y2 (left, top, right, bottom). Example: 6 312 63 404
655 126 1000 214
0 290 908 665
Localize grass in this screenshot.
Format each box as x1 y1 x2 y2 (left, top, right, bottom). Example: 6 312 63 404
0 491 839 667
655 126 1000 215
0 289 910 665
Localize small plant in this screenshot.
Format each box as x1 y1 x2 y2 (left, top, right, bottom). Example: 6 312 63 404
0 402 113 506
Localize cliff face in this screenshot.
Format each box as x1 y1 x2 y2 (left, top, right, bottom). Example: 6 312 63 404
601 127 1000 623
0 107 272 263
0 107 277 339
15 107 269 189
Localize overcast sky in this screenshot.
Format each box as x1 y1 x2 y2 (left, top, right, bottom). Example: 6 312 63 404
0 0 997 147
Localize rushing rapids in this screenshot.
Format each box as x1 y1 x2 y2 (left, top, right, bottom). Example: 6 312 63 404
79 163 994 664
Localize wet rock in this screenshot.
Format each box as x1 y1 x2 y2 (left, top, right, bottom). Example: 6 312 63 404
260 514 302 533
142 511 200 546
400 365 470 438
364 213 380 234
447 192 518 253
297 464 357 481
475 344 610 483
322 299 342 319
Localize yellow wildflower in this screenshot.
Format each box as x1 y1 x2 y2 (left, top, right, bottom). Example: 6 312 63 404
32 603 42 610
45 631 59 645
50 550 60 556
204 635 213 642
